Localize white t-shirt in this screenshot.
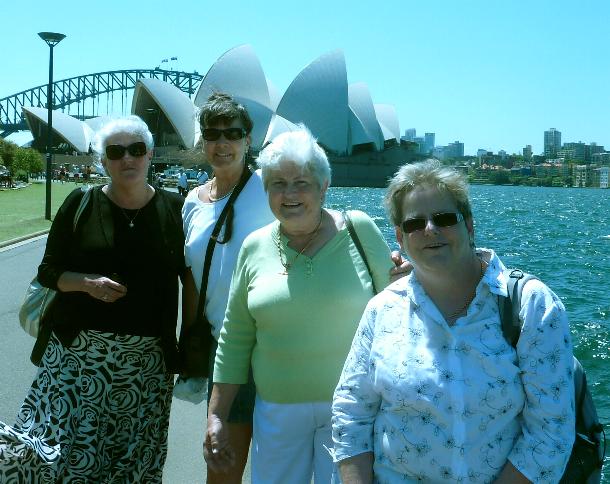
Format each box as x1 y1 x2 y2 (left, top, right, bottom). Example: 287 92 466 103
182 169 275 340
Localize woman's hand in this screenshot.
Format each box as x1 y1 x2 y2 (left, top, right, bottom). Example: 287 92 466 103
389 251 412 282
204 414 235 473
83 274 127 303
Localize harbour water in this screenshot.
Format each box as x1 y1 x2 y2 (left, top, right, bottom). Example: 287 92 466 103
327 184 609 474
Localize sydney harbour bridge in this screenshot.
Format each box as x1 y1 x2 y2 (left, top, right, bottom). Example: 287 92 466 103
0 69 203 138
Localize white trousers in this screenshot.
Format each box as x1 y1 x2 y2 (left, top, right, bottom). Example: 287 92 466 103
251 396 336 484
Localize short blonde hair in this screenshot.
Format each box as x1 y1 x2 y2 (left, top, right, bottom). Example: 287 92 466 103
385 159 473 227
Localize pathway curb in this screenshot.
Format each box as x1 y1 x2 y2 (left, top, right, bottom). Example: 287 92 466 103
0 230 50 249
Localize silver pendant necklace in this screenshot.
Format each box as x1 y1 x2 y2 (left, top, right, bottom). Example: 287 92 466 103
120 208 141 228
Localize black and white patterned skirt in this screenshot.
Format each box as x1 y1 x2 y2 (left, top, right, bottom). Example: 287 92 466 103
0 330 173 483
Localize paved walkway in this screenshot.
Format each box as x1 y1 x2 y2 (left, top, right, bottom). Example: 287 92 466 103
0 236 251 482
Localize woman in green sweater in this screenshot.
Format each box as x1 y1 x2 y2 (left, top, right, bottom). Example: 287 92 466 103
204 126 395 483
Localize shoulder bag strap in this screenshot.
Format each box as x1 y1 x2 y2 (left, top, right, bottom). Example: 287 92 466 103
499 268 538 348
344 211 378 295
196 167 253 319
73 186 92 232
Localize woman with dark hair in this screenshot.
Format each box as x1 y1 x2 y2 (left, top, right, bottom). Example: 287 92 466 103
180 92 275 483
0 115 185 482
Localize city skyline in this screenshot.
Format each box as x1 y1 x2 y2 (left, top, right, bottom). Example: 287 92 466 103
1 0 608 156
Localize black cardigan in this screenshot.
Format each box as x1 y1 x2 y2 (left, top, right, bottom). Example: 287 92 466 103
37 186 185 372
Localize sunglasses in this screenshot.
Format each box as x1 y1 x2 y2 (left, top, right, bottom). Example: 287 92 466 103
401 212 464 234
202 127 246 141
105 142 148 160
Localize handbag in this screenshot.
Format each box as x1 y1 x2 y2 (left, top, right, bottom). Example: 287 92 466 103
18 187 92 338
178 168 253 378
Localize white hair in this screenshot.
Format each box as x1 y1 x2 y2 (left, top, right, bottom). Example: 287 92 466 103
93 115 154 162
257 125 331 189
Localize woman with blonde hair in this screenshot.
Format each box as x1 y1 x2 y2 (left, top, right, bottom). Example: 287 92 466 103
332 160 575 483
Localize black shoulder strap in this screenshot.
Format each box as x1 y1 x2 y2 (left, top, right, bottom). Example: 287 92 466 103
196 168 253 318
499 268 537 347
344 211 378 295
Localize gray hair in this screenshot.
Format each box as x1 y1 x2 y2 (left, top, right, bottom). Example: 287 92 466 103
93 115 154 162
257 125 331 190
385 159 473 227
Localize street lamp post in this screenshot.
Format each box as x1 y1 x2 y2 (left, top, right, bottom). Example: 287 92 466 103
145 107 160 185
38 31 66 220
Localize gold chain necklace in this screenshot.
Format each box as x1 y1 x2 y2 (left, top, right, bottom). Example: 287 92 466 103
446 257 484 324
275 214 323 275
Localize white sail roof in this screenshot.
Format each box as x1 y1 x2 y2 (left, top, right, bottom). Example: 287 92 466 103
22 106 93 153
276 50 349 155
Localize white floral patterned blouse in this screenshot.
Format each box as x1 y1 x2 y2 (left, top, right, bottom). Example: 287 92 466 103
332 248 575 483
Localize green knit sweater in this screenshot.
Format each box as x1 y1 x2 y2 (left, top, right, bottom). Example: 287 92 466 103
214 210 392 403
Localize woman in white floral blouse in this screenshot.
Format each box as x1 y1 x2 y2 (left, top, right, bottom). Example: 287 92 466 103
332 160 575 483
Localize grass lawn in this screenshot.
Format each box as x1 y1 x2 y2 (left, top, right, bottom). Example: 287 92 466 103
0 181 83 243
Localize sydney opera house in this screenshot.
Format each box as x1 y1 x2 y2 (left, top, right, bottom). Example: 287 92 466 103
22 45 416 186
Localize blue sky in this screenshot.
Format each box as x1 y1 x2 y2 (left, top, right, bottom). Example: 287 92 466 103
1 0 608 155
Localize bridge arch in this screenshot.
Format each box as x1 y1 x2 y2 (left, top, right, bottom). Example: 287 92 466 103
0 69 203 137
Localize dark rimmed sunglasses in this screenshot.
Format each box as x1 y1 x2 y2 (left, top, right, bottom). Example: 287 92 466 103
105 142 148 160
401 212 464 234
202 127 246 141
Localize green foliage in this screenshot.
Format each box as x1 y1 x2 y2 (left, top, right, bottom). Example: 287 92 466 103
25 149 44 173
488 170 510 185
0 138 18 171
11 148 45 181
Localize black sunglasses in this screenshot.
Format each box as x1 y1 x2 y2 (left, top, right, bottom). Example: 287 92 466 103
401 212 464 233
105 142 148 160
202 127 246 141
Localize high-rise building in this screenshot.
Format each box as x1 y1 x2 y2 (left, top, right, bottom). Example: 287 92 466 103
404 128 416 141
413 136 425 154
544 128 561 158
523 145 532 160
559 142 586 162
424 133 435 154
447 141 464 158
586 142 605 161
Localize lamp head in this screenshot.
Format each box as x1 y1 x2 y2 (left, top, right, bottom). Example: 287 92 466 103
38 32 66 47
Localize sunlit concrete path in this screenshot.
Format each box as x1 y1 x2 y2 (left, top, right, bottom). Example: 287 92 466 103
0 236 249 482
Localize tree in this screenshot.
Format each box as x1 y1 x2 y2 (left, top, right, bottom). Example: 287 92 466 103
13 148 30 181
0 138 17 172
489 170 510 185
26 148 44 174
12 147 44 182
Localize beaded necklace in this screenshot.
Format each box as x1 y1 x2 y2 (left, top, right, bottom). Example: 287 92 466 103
275 214 323 275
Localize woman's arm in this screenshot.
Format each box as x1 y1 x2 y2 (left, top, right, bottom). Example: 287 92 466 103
338 452 374 484
493 461 531 483
37 188 84 289
505 279 575 482
204 382 241 472
332 300 381 473
57 271 127 302
180 267 198 333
